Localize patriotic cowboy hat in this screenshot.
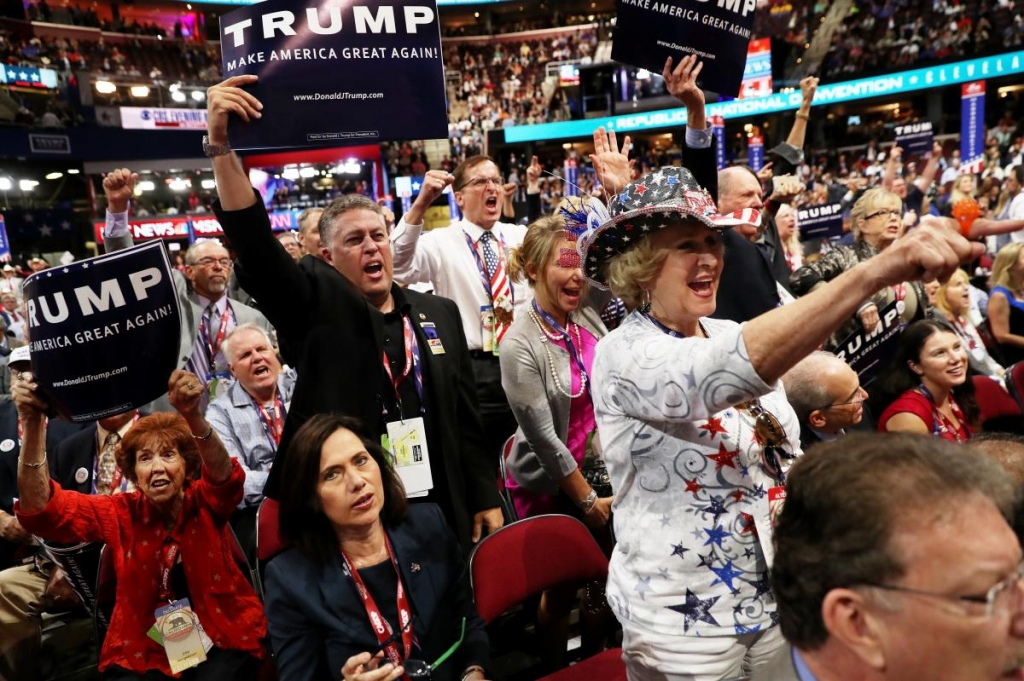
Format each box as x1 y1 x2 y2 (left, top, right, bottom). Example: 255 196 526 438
578 166 760 287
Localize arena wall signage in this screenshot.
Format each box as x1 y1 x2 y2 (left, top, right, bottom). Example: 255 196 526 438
23 242 181 422
834 301 902 386
611 0 757 98
505 50 1024 143
961 81 986 174
796 202 843 241
120 107 209 131
219 0 448 151
91 212 299 244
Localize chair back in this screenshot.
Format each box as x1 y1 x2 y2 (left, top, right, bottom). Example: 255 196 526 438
469 514 607 624
256 497 284 563
498 436 518 522
93 544 116 649
976 318 1007 366
972 375 1023 432
1005 362 1024 411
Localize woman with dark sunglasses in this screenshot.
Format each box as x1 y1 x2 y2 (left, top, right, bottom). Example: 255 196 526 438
263 414 490 681
583 132 982 678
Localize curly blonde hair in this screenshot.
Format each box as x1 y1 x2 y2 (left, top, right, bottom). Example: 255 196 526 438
605 236 670 310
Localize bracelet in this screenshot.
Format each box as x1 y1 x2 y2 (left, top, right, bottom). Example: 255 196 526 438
795 112 810 121
461 665 486 681
192 425 214 441
579 489 598 514
19 455 46 469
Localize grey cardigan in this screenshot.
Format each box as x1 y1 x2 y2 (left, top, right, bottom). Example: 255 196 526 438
499 302 608 495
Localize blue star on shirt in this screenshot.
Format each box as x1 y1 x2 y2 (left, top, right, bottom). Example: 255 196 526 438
752 483 766 498
697 552 717 568
735 623 762 635
703 525 732 548
709 560 744 591
671 543 689 559
701 496 729 519
750 572 773 598
667 589 720 632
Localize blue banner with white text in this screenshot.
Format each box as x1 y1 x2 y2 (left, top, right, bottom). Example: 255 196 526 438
748 135 763 172
0 216 9 262
960 81 986 174
797 202 844 241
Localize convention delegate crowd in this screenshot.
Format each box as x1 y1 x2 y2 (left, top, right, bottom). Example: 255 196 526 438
6 46 1024 681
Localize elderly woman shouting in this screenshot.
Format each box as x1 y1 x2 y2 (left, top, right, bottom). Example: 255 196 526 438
13 370 265 679
581 166 980 681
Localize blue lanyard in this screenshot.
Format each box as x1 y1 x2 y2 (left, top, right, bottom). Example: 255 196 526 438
643 312 686 338
532 300 590 395
462 229 515 305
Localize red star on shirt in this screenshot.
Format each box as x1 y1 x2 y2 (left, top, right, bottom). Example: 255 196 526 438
739 512 758 536
708 443 739 470
684 478 702 496
732 489 744 503
699 416 728 438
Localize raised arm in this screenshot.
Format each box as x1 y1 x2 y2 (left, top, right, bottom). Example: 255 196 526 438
743 225 982 385
207 75 262 212
11 371 51 514
389 170 451 285
915 141 943 193
102 168 139 253
785 76 818 153
169 369 233 484
882 146 903 191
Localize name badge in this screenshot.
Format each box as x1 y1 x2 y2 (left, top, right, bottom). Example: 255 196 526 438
752 486 787 569
385 417 433 496
153 598 212 674
421 322 445 354
480 305 495 354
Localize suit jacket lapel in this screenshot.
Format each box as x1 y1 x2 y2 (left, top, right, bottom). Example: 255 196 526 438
318 553 374 642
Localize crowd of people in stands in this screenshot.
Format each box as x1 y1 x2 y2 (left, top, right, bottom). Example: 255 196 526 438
822 0 1024 80
441 10 614 38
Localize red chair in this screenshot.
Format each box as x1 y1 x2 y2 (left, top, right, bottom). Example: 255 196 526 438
1003 362 1024 412
255 498 284 597
498 436 518 522
972 375 1023 432
469 514 626 680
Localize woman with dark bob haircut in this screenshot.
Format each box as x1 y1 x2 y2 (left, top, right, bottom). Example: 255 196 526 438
264 414 491 681
873 319 980 441
14 369 266 679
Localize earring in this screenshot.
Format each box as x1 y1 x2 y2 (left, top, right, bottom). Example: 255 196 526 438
639 289 652 314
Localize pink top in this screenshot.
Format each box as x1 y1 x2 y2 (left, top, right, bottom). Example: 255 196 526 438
559 324 599 467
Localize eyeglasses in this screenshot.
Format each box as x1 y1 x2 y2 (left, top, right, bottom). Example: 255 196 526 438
374 616 466 679
459 176 503 191
865 209 902 221
741 398 792 483
192 257 232 269
817 387 867 412
861 562 1024 619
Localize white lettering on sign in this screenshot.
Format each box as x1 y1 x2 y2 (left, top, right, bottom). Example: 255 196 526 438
223 5 435 47
27 267 162 326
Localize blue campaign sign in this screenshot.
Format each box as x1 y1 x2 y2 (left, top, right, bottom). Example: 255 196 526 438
611 0 756 98
834 301 902 386
23 242 182 422
797 202 844 241
894 121 934 156
220 0 448 151
504 49 1024 143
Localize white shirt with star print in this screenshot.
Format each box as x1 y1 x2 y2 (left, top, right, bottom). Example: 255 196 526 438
592 312 802 638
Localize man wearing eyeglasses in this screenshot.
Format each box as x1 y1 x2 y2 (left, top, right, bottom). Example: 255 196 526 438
102 169 273 413
754 432 1024 681
390 157 526 464
782 352 869 451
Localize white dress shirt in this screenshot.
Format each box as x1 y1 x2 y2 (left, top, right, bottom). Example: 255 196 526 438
390 217 530 350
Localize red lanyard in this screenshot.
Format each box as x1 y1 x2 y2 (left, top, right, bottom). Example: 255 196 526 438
951 317 979 351
254 394 285 447
381 316 424 417
341 535 414 666
158 539 181 602
918 386 970 442
202 303 234 366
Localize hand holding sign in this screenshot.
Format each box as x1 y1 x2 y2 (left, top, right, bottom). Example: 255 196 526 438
11 370 50 422
102 168 139 214
590 127 634 196
206 74 262 146
858 303 882 334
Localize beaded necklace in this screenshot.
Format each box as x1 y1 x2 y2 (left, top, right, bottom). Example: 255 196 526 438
527 305 588 399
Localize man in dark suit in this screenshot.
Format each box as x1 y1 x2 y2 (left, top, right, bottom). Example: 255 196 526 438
204 75 502 549
756 433 1023 681
782 351 869 451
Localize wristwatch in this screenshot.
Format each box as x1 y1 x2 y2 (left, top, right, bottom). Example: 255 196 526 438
202 135 232 157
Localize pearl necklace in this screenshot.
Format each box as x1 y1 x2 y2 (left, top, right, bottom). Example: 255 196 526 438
528 308 588 399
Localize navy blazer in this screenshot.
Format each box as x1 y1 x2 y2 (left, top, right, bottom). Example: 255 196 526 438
264 504 489 681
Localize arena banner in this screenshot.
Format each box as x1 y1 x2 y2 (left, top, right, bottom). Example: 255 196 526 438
738 37 772 99
711 115 726 170
748 135 764 171
119 107 209 131
0 215 9 261
961 81 986 174
22 242 181 422
894 121 933 156
834 301 902 386
610 0 756 97
219 0 448 151
797 202 843 241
